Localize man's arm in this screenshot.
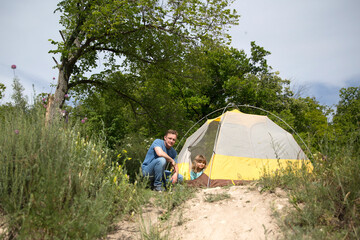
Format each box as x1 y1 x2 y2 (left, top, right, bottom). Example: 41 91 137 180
154 146 176 167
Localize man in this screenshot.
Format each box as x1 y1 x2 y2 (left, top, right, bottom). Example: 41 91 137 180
142 129 183 191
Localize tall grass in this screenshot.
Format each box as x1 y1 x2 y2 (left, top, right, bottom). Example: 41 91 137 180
139 184 195 239
258 134 360 239
0 107 138 239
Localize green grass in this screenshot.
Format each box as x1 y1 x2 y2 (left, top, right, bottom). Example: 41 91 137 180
0 107 141 239
258 135 360 240
203 192 231 203
3 104 358 239
0 105 199 239
154 184 195 221
139 217 170 240
136 183 195 239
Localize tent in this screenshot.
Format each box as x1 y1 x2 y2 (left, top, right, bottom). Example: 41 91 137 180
177 109 313 187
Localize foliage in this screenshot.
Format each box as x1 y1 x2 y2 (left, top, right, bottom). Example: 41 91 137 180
68 41 334 183
10 77 28 111
197 42 283 114
0 82 5 100
285 97 330 153
46 0 239 123
259 135 360 239
332 86 360 154
203 192 231 203
139 221 170 240
2 1 358 239
113 133 154 182
155 184 195 221
0 106 138 239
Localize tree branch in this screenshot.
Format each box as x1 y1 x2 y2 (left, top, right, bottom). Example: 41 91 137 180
68 79 166 128
52 57 60 68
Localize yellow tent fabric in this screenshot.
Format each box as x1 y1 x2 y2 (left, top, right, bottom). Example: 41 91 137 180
177 109 312 185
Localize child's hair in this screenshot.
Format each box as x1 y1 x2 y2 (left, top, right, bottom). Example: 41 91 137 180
192 155 207 173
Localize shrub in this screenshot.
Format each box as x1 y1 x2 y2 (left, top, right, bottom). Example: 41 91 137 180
0 107 135 239
259 134 360 239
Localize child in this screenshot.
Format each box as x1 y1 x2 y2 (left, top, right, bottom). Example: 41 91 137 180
190 155 207 180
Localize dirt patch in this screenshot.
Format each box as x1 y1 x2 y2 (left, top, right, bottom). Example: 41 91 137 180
106 184 290 240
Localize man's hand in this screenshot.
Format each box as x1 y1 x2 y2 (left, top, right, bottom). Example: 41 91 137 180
170 172 178 184
170 162 179 184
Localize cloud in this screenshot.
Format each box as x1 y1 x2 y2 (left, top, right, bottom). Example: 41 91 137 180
344 75 360 88
308 82 341 107
0 0 60 103
230 0 360 107
0 0 359 108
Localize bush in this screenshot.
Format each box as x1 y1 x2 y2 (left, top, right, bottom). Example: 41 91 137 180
0 107 136 239
259 134 360 239
286 146 360 239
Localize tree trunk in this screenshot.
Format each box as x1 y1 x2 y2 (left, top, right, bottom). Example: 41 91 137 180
45 67 69 125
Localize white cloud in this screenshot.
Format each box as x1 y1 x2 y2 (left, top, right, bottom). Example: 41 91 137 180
230 0 360 96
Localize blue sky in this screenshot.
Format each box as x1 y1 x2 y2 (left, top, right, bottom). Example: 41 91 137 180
0 0 359 108
231 0 360 107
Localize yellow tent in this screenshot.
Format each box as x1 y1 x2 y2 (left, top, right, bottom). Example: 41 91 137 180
177 109 312 187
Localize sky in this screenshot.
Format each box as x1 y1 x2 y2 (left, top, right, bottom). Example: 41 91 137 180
0 0 359 108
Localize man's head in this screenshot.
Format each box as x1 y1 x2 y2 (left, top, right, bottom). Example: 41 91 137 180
164 129 178 149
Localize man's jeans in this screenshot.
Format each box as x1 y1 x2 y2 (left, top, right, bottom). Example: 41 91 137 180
142 157 183 190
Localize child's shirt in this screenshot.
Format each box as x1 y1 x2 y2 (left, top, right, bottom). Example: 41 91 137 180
190 170 204 180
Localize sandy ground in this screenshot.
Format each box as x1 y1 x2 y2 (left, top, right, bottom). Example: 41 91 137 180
106 184 290 240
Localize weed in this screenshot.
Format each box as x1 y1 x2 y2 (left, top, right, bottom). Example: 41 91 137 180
0 107 137 239
155 184 195 213
260 134 360 239
139 220 169 240
204 192 231 203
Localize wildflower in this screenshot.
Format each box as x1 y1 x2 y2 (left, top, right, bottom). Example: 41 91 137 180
127 157 132 160
81 119 86 123
113 176 117 183
42 97 46 102
14 129 19 134
117 154 121 158
64 94 69 99
123 149 128 154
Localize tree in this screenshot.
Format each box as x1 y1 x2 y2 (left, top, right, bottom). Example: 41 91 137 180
286 97 329 151
11 77 28 111
332 86 360 151
48 0 239 124
0 83 5 100
333 86 360 129
189 42 292 116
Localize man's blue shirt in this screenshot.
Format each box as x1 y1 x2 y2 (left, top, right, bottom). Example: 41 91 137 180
142 139 177 167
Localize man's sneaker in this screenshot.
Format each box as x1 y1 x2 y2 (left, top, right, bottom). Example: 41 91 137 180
153 186 164 192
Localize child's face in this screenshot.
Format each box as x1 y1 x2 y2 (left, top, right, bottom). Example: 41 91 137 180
196 161 206 170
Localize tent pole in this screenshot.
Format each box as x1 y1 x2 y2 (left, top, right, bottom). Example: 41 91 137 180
207 103 236 187
175 107 226 152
